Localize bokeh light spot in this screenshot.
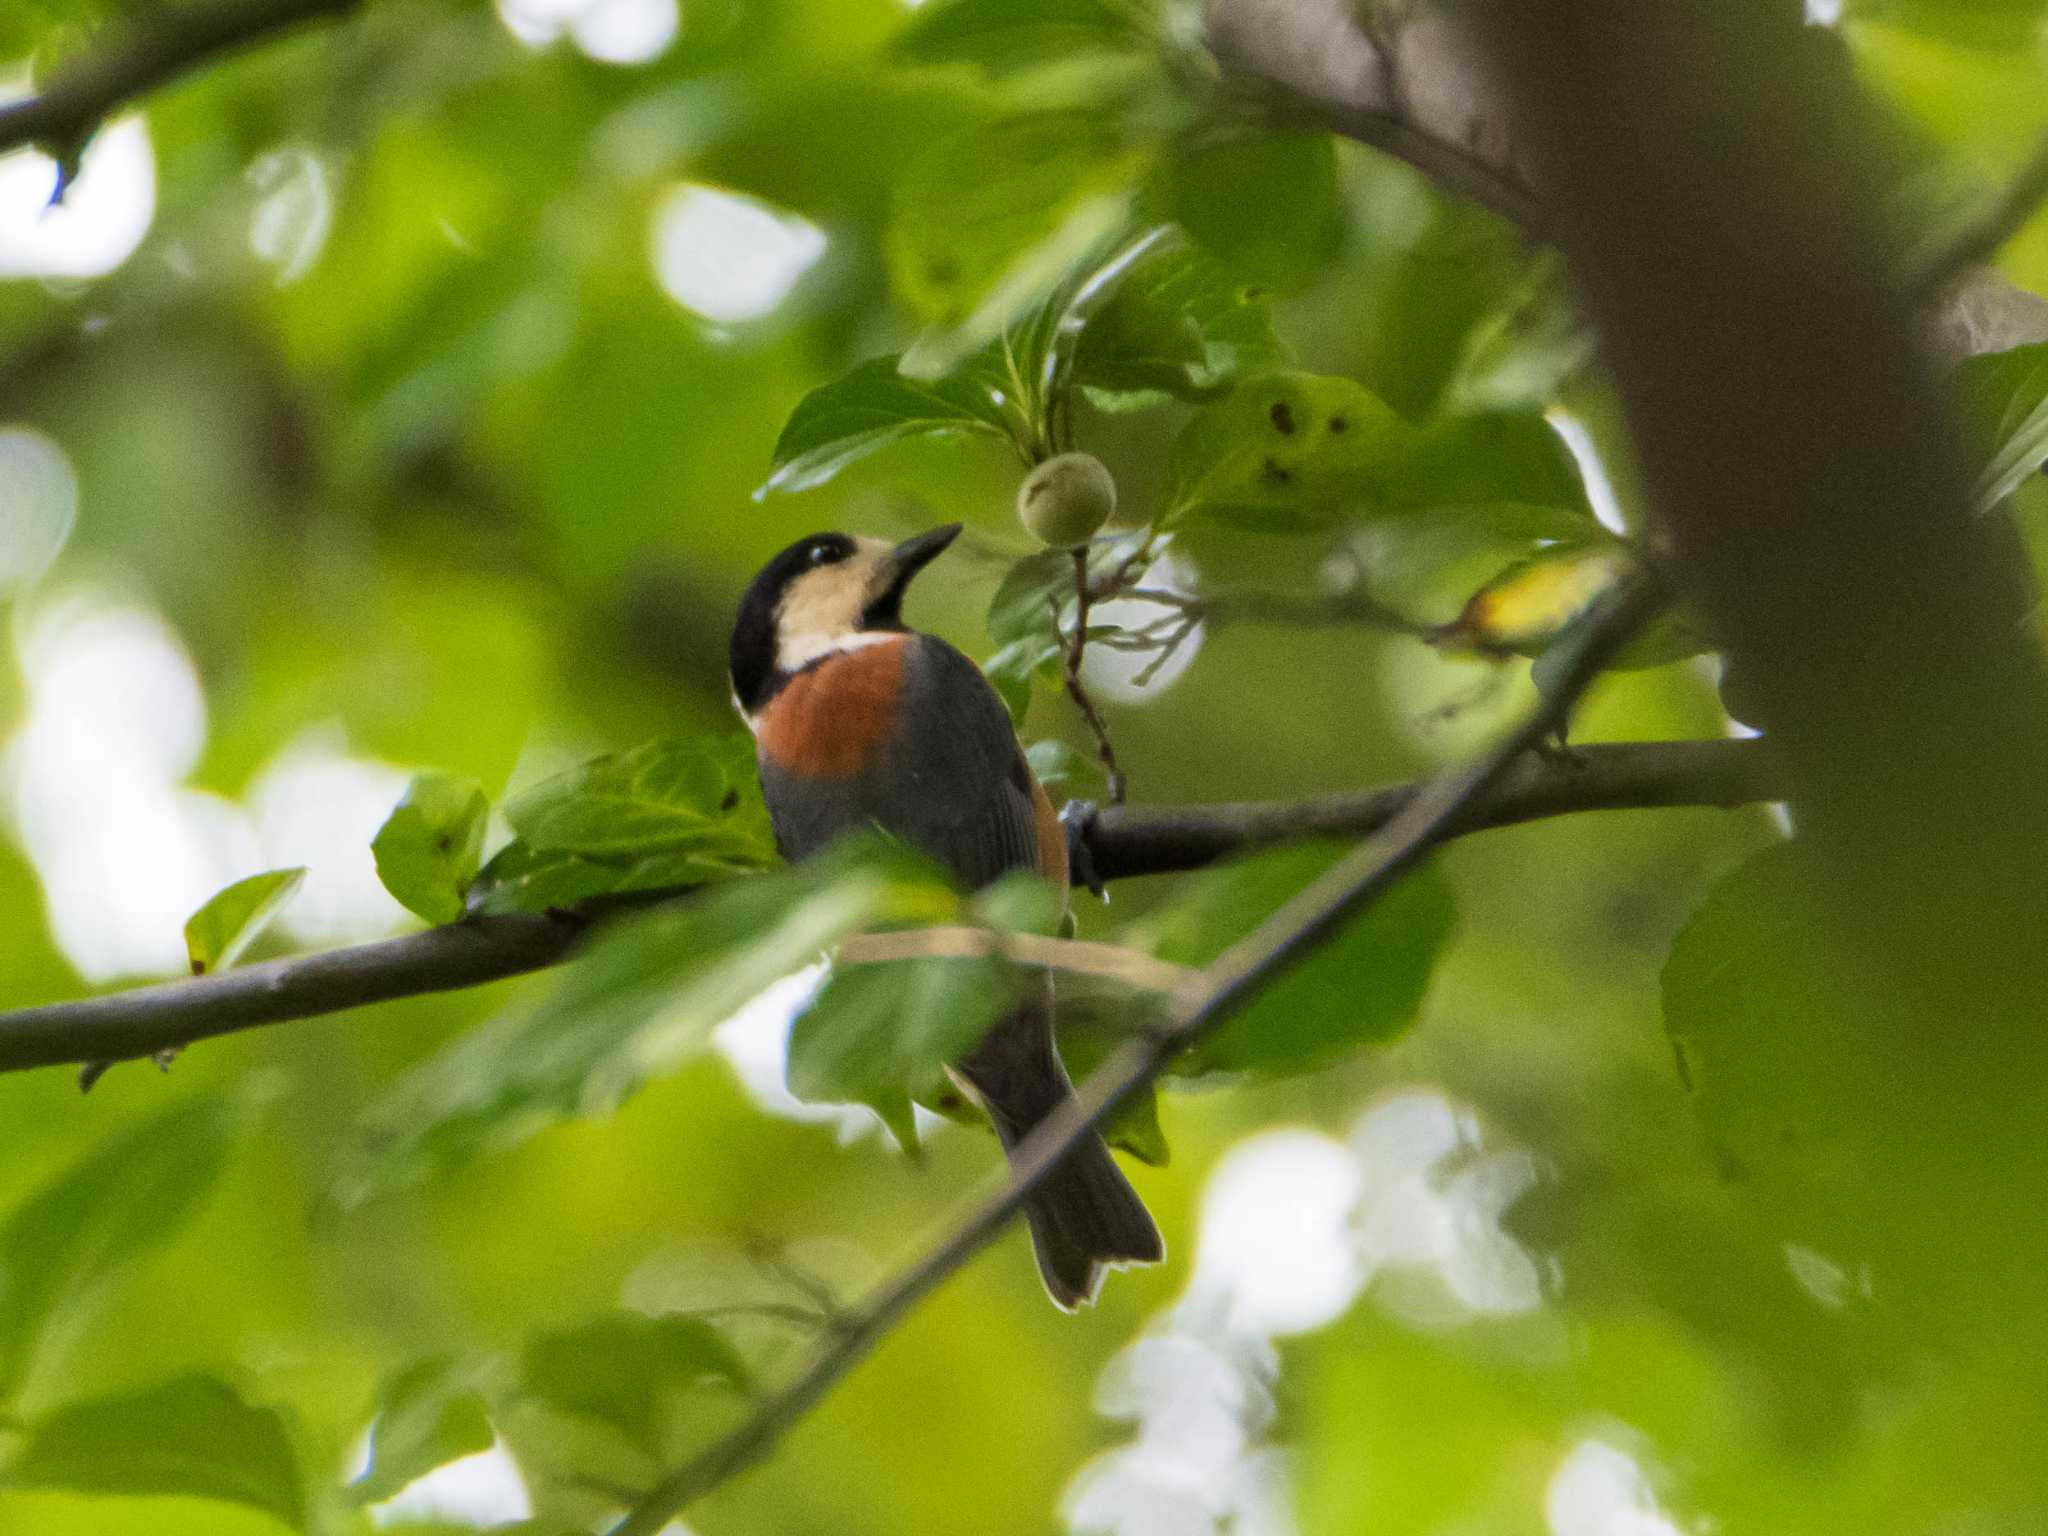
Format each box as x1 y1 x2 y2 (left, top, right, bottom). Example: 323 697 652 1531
649 184 827 325
367 1438 533 1529
0 425 77 594
0 108 155 279
8 591 260 981
247 145 333 284
246 728 413 945
1545 1439 1684 1536
495 0 680 65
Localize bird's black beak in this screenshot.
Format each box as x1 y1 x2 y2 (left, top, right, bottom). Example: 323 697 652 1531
864 524 963 628
888 523 963 582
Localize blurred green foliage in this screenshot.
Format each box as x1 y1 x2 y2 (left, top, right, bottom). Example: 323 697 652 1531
3 0 2048 1533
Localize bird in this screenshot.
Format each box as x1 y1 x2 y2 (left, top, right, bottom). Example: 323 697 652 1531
729 522 1164 1307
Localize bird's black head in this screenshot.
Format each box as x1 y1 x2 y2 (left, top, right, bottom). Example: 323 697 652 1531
729 524 961 717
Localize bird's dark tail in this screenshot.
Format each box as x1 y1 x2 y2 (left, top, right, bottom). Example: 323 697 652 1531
1013 1128 1164 1309
960 987 1164 1309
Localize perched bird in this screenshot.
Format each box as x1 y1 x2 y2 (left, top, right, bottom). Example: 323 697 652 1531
730 523 1164 1307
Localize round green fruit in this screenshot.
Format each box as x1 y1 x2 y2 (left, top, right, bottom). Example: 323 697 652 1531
1018 451 1116 547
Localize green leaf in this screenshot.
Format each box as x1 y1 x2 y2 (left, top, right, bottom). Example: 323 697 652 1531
892 0 1159 74
892 113 1148 377
465 837 769 918
984 636 1065 725
1128 843 1456 1077
1353 501 1604 626
1660 842 1879 1201
761 349 1023 496
1354 186 1543 418
372 772 489 925
182 867 305 975
789 954 1016 1149
1025 738 1099 800
1388 410 1596 516
523 1311 747 1455
1066 228 1287 404
1152 133 1342 294
6 1375 304 1527
988 549 1076 648
1058 1025 1168 1166
1955 340 2048 512
332 839 956 1204
1440 251 1593 414
349 1356 495 1505
0 1094 240 1398
1162 372 1413 529
1437 543 1636 656
503 737 775 863
788 872 1063 1146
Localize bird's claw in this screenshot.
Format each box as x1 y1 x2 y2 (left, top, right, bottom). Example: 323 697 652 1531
1060 800 1107 900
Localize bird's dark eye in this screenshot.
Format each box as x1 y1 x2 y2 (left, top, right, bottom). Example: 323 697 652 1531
808 544 833 566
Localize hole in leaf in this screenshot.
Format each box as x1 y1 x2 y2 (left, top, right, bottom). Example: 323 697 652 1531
1269 400 1297 435
1328 415 1349 434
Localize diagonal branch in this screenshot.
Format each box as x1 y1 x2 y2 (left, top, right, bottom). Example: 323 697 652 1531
603 573 1667 1536
0 736 1780 1076
0 0 359 161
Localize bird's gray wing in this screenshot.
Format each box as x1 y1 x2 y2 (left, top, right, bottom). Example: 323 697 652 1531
759 635 1037 890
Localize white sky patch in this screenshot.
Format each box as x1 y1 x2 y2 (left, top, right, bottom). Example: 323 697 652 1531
246 727 412 945
1545 1439 1686 1536
367 1438 533 1529
0 425 77 594
649 184 827 325
495 0 679 62
1546 408 1629 536
246 146 333 285
7 591 263 980
0 105 156 279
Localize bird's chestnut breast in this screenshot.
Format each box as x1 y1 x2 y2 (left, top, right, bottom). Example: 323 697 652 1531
755 638 907 779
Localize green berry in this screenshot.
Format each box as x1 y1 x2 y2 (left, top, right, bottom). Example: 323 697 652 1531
1018 451 1116 547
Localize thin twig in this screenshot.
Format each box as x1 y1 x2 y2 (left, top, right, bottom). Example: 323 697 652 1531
837 928 1192 993
0 0 359 161
1059 548 1128 803
0 737 1781 1076
603 574 1665 1536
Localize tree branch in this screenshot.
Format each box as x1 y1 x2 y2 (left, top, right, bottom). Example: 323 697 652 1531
1203 0 1546 236
0 736 1780 1076
604 572 1665 1536
0 0 358 161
